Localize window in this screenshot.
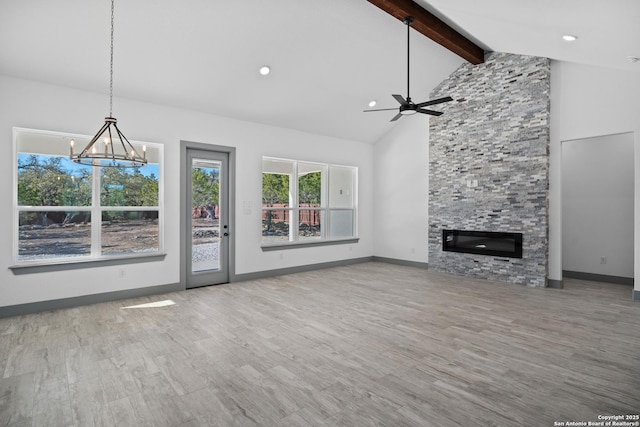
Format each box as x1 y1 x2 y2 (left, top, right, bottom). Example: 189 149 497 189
14 128 163 264
262 157 357 245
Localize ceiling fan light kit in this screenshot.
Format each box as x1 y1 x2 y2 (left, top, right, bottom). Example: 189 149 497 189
259 65 271 75
364 16 453 121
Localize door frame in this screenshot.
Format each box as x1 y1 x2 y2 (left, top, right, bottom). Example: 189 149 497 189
180 140 236 288
560 131 635 286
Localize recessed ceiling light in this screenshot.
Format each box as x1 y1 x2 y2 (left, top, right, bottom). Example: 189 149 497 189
259 66 270 76
368 100 377 107
562 34 578 42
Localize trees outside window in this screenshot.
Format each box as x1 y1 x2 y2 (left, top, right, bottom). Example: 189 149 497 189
191 167 219 218
261 157 356 244
14 128 162 263
262 172 289 237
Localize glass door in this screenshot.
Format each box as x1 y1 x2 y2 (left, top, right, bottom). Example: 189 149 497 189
186 149 229 288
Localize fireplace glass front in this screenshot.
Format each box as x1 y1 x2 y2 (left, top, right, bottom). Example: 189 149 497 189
442 229 523 258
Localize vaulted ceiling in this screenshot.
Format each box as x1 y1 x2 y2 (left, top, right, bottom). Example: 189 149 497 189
0 0 638 144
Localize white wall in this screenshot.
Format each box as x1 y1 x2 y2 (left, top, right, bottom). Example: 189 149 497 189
373 117 429 263
550 61 640 292
0 75 374 307
562 133 634 278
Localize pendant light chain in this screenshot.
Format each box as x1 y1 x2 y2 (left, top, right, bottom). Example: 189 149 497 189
109 0 115 117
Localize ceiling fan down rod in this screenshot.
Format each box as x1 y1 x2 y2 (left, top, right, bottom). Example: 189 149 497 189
404 16 413 102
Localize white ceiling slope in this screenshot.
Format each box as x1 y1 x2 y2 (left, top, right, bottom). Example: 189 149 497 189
1 1 638 144
0 0 462 144
419 0 640 74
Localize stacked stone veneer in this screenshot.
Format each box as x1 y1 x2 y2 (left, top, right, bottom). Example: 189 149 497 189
428 52 550 287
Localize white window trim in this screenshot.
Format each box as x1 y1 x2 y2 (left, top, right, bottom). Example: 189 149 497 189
12 127 165 267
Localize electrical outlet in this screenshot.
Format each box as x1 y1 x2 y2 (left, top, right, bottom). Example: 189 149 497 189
600 256 607 265
411 247 416 254
118 268 126 278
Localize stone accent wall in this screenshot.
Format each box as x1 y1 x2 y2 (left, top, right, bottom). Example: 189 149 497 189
428 52 550 287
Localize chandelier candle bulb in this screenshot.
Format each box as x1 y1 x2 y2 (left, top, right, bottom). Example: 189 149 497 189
143 145 146 160
69 139 74 157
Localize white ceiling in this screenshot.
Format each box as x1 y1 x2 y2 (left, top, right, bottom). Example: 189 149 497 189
419 0 640 73
1 1 638 144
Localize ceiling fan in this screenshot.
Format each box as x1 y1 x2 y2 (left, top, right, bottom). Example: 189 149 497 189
364 16 453 121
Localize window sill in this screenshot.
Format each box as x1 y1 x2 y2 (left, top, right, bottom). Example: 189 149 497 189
261 237 359 251
9 253 167 275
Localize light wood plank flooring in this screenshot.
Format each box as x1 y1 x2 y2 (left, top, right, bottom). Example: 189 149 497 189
1 262 639 426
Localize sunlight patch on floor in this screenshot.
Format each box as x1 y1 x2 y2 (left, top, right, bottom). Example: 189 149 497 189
121 299 176 309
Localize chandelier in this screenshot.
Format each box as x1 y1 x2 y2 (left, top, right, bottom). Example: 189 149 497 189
70 0 146 168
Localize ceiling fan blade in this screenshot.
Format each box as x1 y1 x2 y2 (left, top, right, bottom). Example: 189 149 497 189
363 108 399 112
417 108 443 116
390 112 403 122
415 96 453 108
392 94 408 105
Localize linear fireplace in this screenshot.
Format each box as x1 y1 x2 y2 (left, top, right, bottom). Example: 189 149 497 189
443 230 523 258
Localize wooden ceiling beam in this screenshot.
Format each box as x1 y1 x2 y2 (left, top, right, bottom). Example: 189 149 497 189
367 0 484 65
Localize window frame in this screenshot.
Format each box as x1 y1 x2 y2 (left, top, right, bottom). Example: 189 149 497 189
261 156 358 249
12 127 165 268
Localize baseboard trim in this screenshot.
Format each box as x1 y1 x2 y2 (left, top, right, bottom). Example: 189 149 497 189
0 282 184 319
633 289 640 302
0 257 383 318
9 257 588 317
371 256 428 270
563 270 634 286
233 257 374 282
547 278 564 289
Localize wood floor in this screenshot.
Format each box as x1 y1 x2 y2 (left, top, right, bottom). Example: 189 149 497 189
1 262 639 426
